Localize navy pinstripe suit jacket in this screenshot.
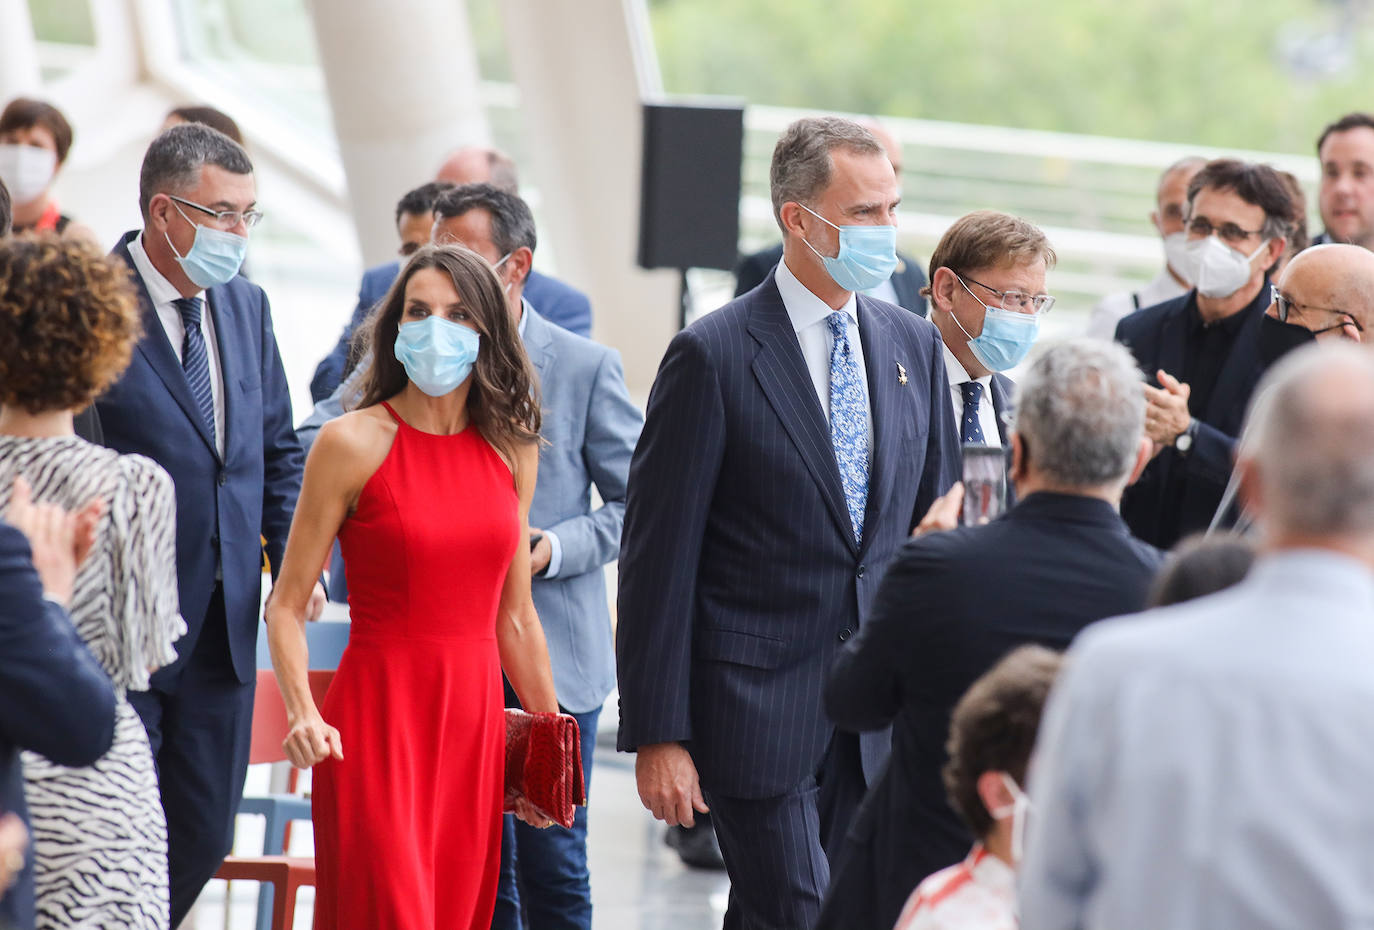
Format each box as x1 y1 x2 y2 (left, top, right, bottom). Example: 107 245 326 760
616 270 960 799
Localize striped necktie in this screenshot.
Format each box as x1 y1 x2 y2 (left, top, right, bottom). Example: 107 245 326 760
174 296 216 447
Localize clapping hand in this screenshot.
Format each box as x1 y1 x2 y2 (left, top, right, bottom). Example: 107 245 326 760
1143 370 1192 446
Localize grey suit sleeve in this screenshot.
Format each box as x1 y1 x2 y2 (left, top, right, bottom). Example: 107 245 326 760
297 354 368 455
911 329 961 528
544 348 644 579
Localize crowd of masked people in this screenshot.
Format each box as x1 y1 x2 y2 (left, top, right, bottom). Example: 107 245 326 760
2 91 1374 930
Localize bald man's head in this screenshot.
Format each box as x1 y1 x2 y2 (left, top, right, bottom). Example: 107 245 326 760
1272 243 1374 340
435 146 519 193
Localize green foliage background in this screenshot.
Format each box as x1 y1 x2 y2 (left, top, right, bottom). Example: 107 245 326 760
648 0 1373 155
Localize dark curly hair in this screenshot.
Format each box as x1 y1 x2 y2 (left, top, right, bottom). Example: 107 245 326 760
0 236 142 413
355 243 540 464
942 645 1062 839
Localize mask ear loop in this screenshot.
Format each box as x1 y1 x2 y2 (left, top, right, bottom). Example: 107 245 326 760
947 275 992 342
795 203 842 264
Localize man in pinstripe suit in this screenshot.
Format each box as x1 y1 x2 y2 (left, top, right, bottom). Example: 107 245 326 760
617 117 960 929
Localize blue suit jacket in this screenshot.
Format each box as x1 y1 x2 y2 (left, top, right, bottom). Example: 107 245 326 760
98 232 305 685
1114 284 1269 548
0 522 117 930
309 261 594 402
523 307 642 713
616 270 961 799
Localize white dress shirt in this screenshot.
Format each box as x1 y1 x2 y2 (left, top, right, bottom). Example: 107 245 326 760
942 343 1001 446
127 233 226 458
1085 266 1190 340
1021 550 1374 930
774 257 874 454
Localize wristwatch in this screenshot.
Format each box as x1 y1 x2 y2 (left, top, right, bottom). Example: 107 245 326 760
1174 418 1199 454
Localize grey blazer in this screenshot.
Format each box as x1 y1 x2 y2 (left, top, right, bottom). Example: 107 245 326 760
297 302 641 714
523 306 643 713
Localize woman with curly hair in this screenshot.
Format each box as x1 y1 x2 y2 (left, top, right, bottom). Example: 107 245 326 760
266 243 558 929
0 236 184 929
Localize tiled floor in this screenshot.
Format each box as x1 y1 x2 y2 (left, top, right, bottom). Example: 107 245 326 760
191 739 728 930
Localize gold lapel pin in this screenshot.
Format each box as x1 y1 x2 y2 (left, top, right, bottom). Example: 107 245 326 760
896 362 908 386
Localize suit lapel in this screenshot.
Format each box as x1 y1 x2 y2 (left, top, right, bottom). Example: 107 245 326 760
205 287 234 462
1155 297 1191 384
990 374 1014 446
747 280 857 553
115 236 219 459
521 305 557 384
856 298 902 556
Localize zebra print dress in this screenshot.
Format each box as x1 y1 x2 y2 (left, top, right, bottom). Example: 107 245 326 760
0 435 186 930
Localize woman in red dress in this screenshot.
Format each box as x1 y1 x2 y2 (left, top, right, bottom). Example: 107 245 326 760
266 244 559 929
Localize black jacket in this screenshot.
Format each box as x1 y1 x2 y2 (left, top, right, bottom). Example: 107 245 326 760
1114 283 1270 548
818 493 1162 930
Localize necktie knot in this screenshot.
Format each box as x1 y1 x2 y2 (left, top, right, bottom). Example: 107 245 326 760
826 310 849 341
960 380 984 408
174 296 203 329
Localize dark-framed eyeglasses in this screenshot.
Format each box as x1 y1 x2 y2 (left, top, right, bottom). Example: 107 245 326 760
1270 284 1364 334
957 273 1055 315
1186 216 1264 245
169 194 263 230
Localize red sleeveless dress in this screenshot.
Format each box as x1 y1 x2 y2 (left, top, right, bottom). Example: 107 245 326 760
312 402 519 929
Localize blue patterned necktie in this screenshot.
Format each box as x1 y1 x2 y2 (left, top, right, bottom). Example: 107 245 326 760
960 381 986 444
174 296 217 447
826 311 870 542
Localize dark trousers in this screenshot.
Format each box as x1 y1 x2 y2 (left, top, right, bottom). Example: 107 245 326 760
491 705 600 930
128 586 255 928
704 730 867 930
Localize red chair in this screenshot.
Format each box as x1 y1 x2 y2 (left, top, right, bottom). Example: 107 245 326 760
215 668 334 930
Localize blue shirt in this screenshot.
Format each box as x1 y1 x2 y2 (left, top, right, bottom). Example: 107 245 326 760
1020 549 1374 930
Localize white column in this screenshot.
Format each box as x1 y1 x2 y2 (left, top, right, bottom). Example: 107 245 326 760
306 0 490 266
499 0 679 392
0 0 41 100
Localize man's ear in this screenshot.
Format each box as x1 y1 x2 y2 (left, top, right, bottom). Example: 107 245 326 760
508 246 534 287
931 266 959 314
779 201 809 240
1264 235 1287 270
1010 432 1027 484
1127 435 1152 486
147 193 172 234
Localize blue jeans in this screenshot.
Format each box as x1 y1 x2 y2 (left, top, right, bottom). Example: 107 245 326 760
491 704 599 930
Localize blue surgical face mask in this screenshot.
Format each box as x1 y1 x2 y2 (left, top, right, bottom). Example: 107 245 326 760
798 203 898 292
164 202 249 289
394 316 481 397
950 276 1040 372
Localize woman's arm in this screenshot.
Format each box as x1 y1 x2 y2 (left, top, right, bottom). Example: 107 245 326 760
266 415 377 767
497 440 558 715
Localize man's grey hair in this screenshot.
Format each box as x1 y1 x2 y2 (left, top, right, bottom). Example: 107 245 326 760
1013 338 1145 488
1244 342 1374 537
769 117 885 228
139 123 252 219
433 183 537 257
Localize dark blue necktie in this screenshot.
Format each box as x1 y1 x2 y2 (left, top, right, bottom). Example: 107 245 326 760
174 296 216 447
960 381 986 445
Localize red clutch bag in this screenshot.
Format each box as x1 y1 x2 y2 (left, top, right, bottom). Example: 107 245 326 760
503 709 585 829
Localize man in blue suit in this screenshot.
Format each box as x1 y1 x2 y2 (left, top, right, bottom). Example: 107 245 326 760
298 184 640 930
616 117 960 930
94 124 318 927
0 483 117 930
309 146 592 403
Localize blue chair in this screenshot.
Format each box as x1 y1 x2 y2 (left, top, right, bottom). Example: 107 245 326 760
236 619 350 930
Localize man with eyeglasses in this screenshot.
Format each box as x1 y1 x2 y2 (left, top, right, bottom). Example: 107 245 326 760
917 210 1055 520
1114 159 1294 549
96 123 321 928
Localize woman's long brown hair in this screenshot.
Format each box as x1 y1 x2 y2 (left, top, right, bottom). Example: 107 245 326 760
353 243 541 464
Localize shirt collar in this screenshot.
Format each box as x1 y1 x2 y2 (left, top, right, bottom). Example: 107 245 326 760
775 254 858 333
942 340 992 390
128 231 194 306
1248 549 1374 610
1185 277 1269 335
967 844 1017 898
518 296 531 339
